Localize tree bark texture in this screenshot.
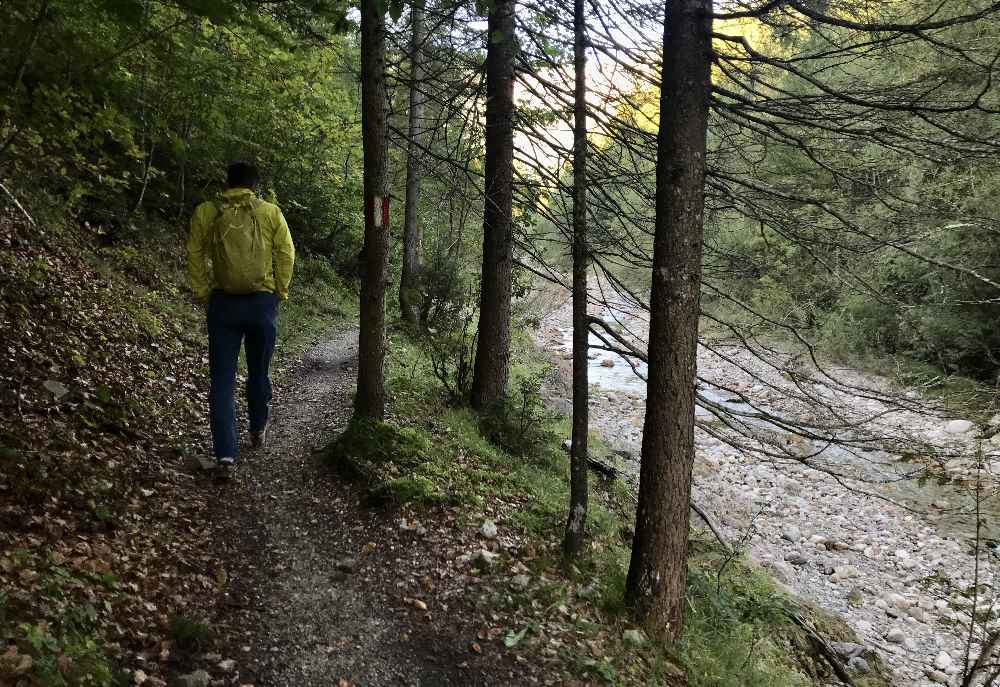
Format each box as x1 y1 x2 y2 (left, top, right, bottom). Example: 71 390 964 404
563 0 589 560
355 0 389 420
470 0 516 411
624 0 712 641
399 0 426 328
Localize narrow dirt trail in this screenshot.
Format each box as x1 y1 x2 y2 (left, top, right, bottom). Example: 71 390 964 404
199 328 539 687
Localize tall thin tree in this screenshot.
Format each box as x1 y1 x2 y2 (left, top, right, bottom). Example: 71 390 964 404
563 0 589 559
624 0 712 640
356 0 389 420
399 0 426 328
470 0 516 411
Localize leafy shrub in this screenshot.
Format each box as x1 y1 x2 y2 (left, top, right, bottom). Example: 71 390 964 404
427 312 477 403
166 614 213 653
15 621 125 687
479 371 558 456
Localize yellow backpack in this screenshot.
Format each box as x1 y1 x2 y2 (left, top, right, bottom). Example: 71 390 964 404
209 196 268 294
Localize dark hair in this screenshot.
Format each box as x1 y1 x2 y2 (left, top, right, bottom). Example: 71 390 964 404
226 161 260 189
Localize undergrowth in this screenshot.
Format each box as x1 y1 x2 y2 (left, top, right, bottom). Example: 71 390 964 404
325 330 888 686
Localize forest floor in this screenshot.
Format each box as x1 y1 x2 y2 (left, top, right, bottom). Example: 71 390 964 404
0 209 594 687
187 327 558 687
2 204 882 687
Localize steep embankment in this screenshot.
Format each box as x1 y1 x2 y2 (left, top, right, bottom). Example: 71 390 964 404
0 203 353 686
0 208 219 683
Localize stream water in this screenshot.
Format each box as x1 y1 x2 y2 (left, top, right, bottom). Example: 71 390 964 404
559 319 1000 544
542 297 1000 685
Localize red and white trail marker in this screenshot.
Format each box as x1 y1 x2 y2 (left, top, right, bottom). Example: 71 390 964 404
373 196 390 228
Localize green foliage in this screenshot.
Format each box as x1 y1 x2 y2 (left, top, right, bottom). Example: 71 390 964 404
377 331 858 686
680 560 805 687
14 618 125 687
479 370 558 456
166 614 213 653
276 255 358 362
1 0 363 264
326 417 449 504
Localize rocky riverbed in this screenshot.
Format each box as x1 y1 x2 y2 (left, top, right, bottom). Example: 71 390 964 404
537 295 1000 687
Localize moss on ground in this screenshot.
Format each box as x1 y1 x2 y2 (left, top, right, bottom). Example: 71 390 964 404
322 331 890 687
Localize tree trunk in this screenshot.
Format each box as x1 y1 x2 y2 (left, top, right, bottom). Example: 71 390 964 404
399 0 426 328
355 0 389 420
563 0 589 560
11 0 50 96
624 0 712 641
470 0 516 411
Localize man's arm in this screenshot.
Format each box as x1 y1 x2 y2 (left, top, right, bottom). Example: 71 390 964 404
186 204 213 303
273 209 295 301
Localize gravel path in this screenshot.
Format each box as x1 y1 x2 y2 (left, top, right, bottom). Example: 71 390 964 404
538 297 1000 687
200 328 545 687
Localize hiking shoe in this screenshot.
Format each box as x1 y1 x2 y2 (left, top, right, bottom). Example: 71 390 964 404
187 453 217 472
215 456 235 481
251 421 269 449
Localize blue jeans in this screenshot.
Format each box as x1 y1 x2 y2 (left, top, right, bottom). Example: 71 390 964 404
207 291 278 459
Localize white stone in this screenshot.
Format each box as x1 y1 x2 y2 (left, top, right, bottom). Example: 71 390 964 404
781 525 802 542
944 419 974 434
480 520 499 539
934 651 952 671
472 549 499 567
885 627 906 643
885 592 909 609
510 574 530 590
831 565 859 582
622 628 647 646
928 669 950 684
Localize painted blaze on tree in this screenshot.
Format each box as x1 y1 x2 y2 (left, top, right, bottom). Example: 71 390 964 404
624 0 713 641
355 0 390 421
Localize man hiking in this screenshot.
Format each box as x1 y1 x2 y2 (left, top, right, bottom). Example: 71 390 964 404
187 161 295 478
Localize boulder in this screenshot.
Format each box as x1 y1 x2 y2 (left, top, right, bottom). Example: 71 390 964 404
944 419 974 434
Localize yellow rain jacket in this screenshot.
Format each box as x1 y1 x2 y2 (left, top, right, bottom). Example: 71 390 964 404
187 188 295 303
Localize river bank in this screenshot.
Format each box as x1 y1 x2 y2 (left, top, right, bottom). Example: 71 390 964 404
536 292 1000 687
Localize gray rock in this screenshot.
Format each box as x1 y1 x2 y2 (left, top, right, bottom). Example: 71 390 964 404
217 659 236 673
781 525 802 542
176 671 210 687
927 669 950 684
480 520 498 539
42 380 69 400
847 657 871 675
831 642 866 660
784 551 808 566
885 627 906 643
